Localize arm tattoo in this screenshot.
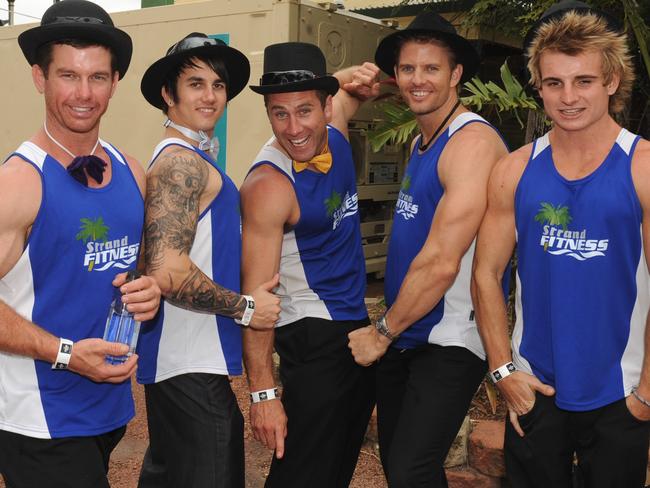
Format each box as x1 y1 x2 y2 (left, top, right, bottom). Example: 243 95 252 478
167 266 247 318
144 149 246 319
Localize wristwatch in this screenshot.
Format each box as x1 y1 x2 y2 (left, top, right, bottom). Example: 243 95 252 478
375 315 396 341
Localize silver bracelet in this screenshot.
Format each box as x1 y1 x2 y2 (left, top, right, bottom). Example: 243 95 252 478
235 295 255 327
490 362 516 384
375 314 396 341
632 387 650 408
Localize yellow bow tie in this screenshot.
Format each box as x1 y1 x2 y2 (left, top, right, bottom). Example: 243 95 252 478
293 148 332 174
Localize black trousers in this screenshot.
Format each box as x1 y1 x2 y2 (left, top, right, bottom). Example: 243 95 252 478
377 344 487 488
265 317 376 488
505 392 650 488
0 426 125 488
138 373 244 488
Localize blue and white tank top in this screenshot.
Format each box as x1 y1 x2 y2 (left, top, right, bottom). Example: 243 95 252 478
0 140 143 439
513 128 649 411
385 112 507 356
249 126 367 327
137 138 242 384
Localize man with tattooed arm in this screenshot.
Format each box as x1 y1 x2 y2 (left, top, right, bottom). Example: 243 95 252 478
136 33 280 488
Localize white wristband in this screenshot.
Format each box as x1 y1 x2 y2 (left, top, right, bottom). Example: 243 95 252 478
52 338 73 370
490 362 516 383
235 295 255 327
250 387 279 403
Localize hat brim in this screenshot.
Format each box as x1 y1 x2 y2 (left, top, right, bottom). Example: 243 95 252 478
375 29 479 83
18 23 132 79
140 44 251 110
249 75 339 96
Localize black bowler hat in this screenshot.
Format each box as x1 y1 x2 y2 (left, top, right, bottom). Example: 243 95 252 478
523 0 622 52
374 10 479 82
141 32 251 110
249 42 339 96
18 0 132 79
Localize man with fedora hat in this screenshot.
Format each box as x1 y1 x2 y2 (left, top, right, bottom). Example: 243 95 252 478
0 1 161 486
347 10 508 487
240 42 380 487
137 32 281 488
473 2 650 486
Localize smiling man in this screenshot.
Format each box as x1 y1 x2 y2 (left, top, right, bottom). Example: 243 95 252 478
240 42 379 488
345 11 508 487
0 1 161 487
137 33 280 488
472 2 650 487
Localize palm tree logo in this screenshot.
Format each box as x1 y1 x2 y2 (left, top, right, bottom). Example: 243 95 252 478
324 190 342 218
534 202 572 251
401 174 411 192
76 217 110 270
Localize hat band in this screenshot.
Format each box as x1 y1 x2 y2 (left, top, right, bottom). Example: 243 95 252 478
260 69 316 86
168 36 226 56
50 16 107 25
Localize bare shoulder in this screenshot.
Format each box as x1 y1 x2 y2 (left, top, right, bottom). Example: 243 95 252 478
631 138 650 205
446 121 508 156
489 143 532 193
0 155 43 222
121 152 146 195
241 164 296 224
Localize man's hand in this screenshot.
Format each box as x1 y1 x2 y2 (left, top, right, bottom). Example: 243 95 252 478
113 273 161 322
626 390 650 422
248 274 281 330
68 338 138 383
250 399 288 459
497 371 555 437
348 325 391 366
342 62 381 101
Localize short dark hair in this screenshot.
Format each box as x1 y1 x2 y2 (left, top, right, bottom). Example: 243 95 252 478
395 33 458 70
162 55 230 115
34 39 118 78
263 89 329 109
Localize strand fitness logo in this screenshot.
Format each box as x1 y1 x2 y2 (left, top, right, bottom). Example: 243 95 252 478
76 217 140 271
395 174 419 220
325 190 359 230
535 203 608 261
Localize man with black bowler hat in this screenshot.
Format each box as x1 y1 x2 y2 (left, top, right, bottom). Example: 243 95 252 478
347 11 508 487
240 42 380 487
138 33 281 488
0 1 161 487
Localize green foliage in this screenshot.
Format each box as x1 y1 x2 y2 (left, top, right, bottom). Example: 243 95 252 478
534 202 572 230
368 98 419 153
75 217 109 243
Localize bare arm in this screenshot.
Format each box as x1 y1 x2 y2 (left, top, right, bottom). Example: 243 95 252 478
628 139 650 421
0 157 135 382
144 147 279 326
472 146 554 436
330 63 381 137
241 165 297 458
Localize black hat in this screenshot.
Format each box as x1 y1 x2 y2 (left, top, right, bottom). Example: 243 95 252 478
141 33 251 110
523 0 622 53
18 0 132 79
249 42 339 96
374 11 479 82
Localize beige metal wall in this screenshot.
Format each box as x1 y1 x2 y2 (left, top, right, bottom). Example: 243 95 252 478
0 0 395 186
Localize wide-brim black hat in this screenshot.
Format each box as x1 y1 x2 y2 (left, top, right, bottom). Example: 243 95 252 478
18 0 132 79
141 33 251 110
523 0 622 53
249 42 339 96
374 10 479 83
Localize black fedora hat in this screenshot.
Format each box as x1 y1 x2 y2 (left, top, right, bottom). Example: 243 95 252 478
523 0 622 52
374 10 479 82
141 33 251 110
18 0 132 79
249 42 339 96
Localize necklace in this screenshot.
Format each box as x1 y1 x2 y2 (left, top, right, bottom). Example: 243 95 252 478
418 100 461 152
43 120 106 186
164 118 220 161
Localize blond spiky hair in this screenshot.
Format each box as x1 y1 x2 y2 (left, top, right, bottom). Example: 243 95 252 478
527 10 634 114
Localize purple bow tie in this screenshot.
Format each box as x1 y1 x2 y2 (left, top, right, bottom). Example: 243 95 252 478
67 155 107 186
